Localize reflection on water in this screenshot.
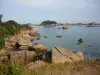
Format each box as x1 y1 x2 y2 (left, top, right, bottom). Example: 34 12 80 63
32 26 100 60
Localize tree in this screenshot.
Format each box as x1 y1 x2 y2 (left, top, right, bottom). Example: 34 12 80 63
0 14 3 25
41 20 57 25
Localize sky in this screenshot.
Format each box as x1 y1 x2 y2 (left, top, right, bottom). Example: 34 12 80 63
0 0 100 24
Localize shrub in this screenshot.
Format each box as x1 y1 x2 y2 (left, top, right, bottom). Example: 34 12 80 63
0 20 21 49
0 36 5 49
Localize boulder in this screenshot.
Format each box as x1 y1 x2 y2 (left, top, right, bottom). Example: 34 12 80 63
72 51 84 62
0 56 9 63
26 51 37 63
36 36 40 40
52 47 73 63
30 37 34 41
22 34 34 41
10 51 37 63
4 46 17 51
5 35 22 48
29 28 39 36
34 44 47 52
10 51 25 63
58 28 60 29
22 34 31 41
39 36 48 38
17 37 32 47
19 46 29 50
20 30 30 35
52 47 84 63
56 35 63 38
30 32 40 36
0 50 8 57
24 30 30 34
44 36 48 38
62 26 68 29
78 38 83 43
30 28 38 33
27 60 47 69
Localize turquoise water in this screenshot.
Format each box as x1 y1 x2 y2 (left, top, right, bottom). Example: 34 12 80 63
32 26 100 60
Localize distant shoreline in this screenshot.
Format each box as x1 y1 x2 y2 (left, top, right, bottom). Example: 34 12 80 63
30 24 100 26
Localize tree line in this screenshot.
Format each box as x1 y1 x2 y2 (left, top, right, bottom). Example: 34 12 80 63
41 20 57 25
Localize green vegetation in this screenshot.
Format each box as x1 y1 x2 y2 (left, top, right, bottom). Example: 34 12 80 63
41 20 57 25
0 17 21 49
0 14 3 25
0 15 33 49
0 63 24 75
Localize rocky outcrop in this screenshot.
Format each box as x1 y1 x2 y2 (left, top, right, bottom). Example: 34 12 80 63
52 47 84 63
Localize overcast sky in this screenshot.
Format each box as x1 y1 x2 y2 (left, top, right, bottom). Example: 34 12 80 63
0 0 100 24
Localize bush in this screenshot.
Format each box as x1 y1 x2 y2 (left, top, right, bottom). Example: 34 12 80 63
0 36 5 49
0 20 21 49
0 63 24 75
20 24 32 30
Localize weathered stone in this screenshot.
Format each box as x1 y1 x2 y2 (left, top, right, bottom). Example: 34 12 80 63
0 56 9 63
18 37 32 47
34 44 47 52
10 51 37 63
10 51 25 63
19 46 29 50
4 46 17 51
5 35 21 47
78 38 83 43
30 32 40 36
36 37 40 40
62 26 68 29
30 28 38 33
26 51 37 63
52 47 84 63
52 47 73 63
22 34 31 41
72 51 84 62
27 60 47 69
30 37 34 41
0 50 8 57
24 30 30 34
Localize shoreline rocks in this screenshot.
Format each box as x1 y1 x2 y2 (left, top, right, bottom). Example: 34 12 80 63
27 60 47 70
10 51 37 64
52 47 84 63
0 26 85 69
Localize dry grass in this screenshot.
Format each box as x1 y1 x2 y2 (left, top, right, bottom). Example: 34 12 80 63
24 60 100 75
0 60 100 75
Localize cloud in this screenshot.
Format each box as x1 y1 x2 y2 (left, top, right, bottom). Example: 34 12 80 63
16 0 99 8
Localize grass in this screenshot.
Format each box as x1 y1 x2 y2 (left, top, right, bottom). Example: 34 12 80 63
0 60 100 75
